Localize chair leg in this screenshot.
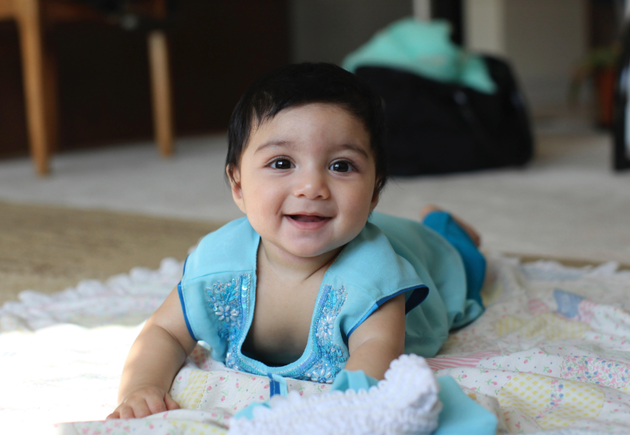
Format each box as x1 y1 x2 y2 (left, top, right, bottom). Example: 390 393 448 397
148 29 174 157
16 0 51 175
44 40 59 154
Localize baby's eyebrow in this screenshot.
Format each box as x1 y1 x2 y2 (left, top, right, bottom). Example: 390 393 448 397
255 140 369 158
254 140 291 154
338 143 370 159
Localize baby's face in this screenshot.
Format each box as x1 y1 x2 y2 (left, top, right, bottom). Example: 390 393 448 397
229 103 378 262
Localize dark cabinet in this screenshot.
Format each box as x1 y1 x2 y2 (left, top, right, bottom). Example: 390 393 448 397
0 0 289 159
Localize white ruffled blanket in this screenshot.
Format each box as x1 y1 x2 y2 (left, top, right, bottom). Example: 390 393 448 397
2 254 630 435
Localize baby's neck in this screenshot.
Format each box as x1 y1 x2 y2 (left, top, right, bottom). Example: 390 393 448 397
258 240 341 284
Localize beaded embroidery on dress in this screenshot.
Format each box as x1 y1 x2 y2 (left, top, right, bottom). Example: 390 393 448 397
205 274 250 368
204 275 348 382
305 285 348 383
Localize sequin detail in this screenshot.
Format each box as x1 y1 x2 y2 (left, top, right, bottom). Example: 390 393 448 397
205 275 250 369
305 285 348 383
207 275 348 382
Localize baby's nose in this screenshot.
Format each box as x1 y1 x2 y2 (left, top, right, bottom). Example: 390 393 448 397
293 170 330 200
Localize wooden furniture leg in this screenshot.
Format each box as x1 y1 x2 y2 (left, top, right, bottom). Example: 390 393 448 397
16 0 51 175
5 0 173 175
148 29 174 157
43 38 58 154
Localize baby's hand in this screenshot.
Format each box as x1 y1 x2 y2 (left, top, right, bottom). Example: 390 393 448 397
106 386 180 419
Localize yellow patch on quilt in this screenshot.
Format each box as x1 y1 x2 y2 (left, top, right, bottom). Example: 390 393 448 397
495 313 589 340
498 373 605 430
170 420 227 435
495 316 525 336
172 368 209 409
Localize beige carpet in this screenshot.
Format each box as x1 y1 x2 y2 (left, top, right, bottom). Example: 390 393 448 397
2 199 626 306
0 201 223 305
2 131 629 266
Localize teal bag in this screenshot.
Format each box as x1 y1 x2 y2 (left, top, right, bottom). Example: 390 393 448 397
343 18 496 94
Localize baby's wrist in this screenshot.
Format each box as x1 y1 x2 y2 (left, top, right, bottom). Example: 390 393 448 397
119 384 167 403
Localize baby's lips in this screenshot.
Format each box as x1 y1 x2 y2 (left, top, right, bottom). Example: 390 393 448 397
287 213 330 222
289 214 327 223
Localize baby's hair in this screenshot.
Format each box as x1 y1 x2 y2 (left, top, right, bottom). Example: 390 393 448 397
226 62 388 195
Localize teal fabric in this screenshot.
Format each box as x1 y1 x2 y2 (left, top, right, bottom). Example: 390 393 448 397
330 369 379 392
269 373 289 397
422 211 486 308
369 213 484 356
178 215 428 381
178 212 484 378
435 376 498 435
343 17 496 94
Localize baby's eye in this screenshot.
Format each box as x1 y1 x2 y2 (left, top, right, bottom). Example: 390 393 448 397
330 161 353 173
271 159 294 170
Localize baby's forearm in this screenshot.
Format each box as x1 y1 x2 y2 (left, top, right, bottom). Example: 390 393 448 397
118 322 190 403
343 337 404 380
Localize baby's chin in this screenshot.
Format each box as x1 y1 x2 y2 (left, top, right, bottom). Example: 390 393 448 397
285 230 366 260
267 241 348 264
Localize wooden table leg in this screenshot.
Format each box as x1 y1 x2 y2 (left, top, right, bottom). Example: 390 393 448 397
148 29 174 157
44 38 58 154
16 0 51 175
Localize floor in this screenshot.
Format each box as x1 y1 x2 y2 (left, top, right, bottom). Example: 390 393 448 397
1 116 629 266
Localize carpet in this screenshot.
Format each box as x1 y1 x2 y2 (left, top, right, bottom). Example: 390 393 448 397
2 131 629 266
0 201 223 304
2 199 626 306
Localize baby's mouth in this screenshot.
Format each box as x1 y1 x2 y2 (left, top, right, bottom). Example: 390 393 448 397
287 214 329 223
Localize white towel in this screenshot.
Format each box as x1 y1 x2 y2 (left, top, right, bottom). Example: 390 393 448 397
229 354 441 435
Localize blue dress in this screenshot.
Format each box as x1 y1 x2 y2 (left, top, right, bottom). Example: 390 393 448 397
178 212 483 383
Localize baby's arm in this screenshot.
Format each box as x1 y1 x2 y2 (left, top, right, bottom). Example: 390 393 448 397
344 294 406 380
107 288 197 419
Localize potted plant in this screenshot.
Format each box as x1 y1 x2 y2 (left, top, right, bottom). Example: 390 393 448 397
569 44 620 128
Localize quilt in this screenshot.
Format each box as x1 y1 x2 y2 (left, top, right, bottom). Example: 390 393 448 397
1 254 629 434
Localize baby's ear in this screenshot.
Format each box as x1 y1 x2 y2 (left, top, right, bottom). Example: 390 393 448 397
227 165 246 213
370 187 380 212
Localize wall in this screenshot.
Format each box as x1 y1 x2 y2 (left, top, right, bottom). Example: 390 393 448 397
465 0 588 110
506 0 588 109
290 0 412 64
294 0 589 110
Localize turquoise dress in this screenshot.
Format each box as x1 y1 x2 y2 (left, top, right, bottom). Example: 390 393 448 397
178 212 483 383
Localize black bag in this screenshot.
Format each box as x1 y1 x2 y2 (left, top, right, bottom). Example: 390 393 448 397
355 55 534 176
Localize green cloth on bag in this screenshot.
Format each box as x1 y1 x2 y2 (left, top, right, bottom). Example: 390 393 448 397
343 17 496 94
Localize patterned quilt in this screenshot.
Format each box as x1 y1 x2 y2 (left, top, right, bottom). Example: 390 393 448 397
1 254 629 435
429 257 630 434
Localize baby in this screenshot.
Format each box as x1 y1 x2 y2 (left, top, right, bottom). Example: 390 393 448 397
107 62 486 420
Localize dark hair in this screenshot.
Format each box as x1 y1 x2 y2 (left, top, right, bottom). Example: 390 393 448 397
226 62 388 195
